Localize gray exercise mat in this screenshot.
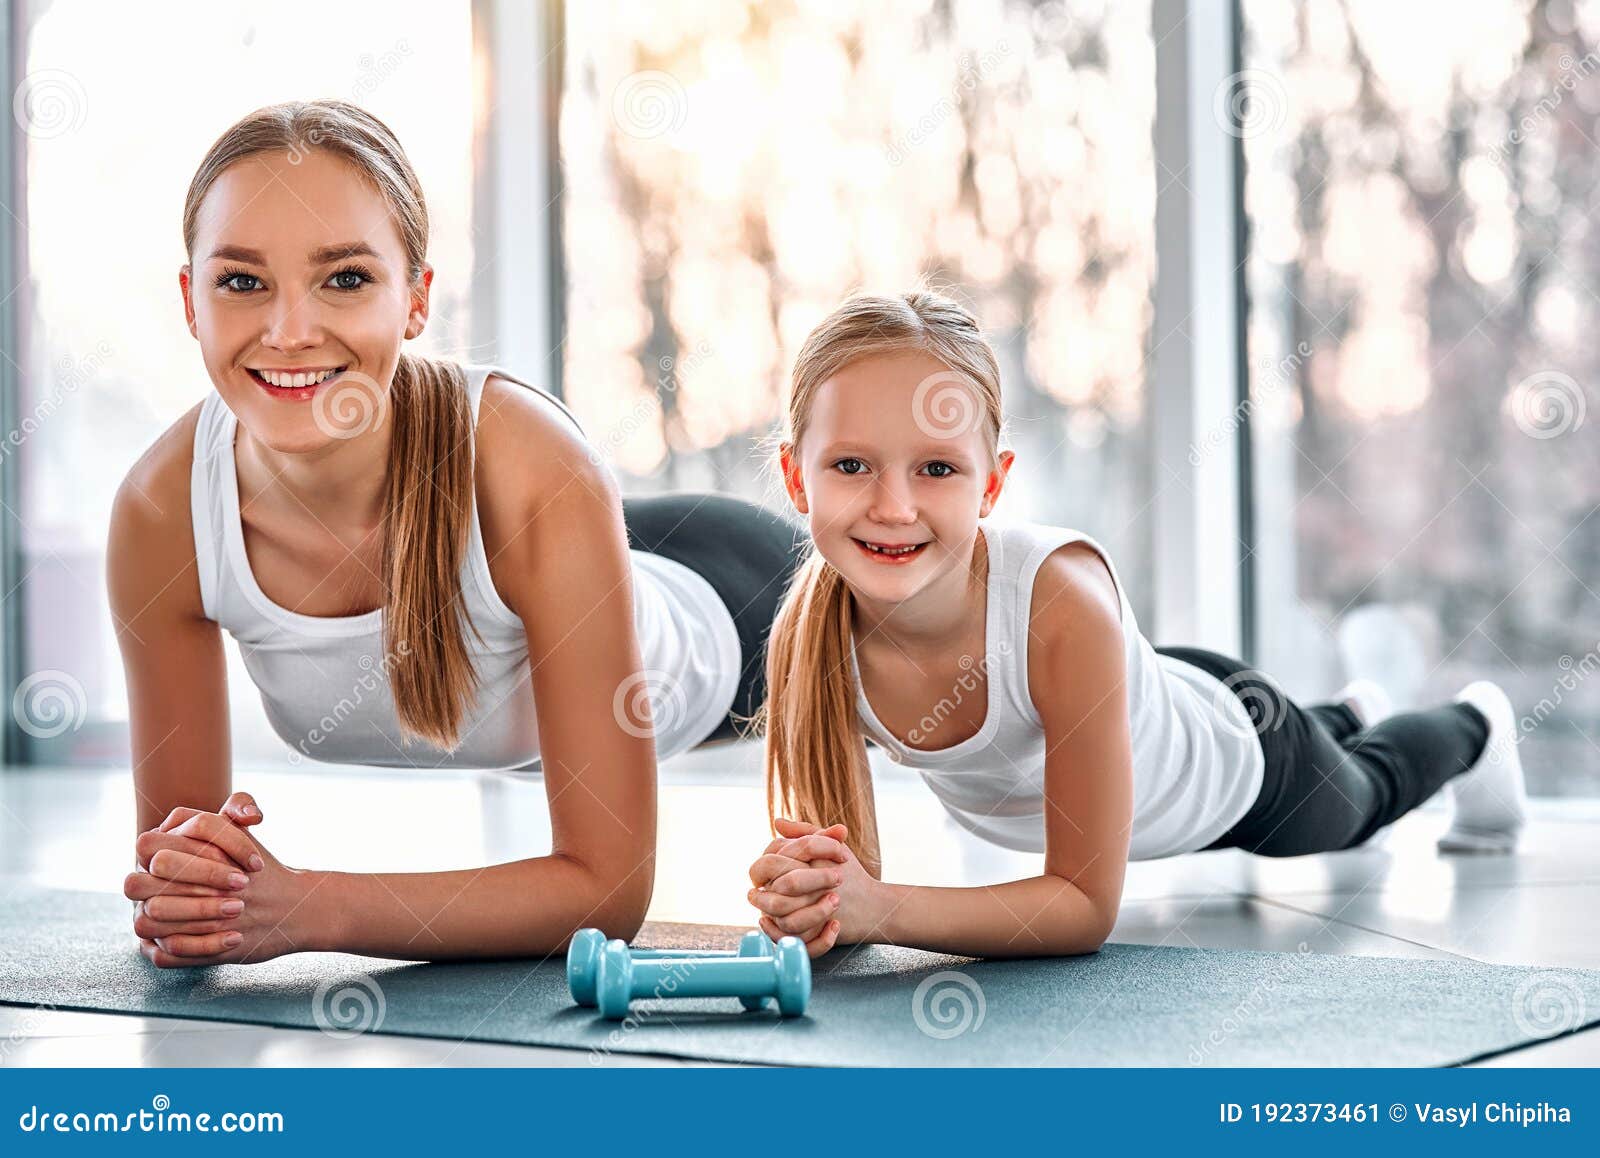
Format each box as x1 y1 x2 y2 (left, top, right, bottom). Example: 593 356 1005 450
2 878 1597 1066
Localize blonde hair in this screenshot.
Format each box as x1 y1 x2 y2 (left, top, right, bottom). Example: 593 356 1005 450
755 290 1005 875
183 99 482 750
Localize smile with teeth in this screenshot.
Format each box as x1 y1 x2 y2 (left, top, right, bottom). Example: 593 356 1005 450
249 366 347 389
855 538 928 557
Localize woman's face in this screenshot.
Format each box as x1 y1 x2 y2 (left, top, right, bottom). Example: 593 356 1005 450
180 148 429 452
781 349 1014 607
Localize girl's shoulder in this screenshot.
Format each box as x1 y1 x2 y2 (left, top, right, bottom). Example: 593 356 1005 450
983 520 1122 626
1017 532 1125 715
1011 527 1126 674
1025 536 1122 638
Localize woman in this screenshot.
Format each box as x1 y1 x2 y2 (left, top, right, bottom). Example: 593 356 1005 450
109 99 804 967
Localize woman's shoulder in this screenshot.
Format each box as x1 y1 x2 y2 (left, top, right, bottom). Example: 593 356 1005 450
113 399 207 526
472 371 619 564
107 401 210 620
475 371 597 478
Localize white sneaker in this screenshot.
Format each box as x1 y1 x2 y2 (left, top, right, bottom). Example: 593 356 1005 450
1339 679 1396 849
1337 678 1393 729
1436 680 1527 854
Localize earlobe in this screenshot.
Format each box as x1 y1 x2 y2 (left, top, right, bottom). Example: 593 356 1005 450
778 443 809 514
406 263 433 340
178 266 197 336
980 449 1016 515
788 474 809 515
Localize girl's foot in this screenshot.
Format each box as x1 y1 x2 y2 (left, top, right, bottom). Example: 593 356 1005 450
1339 679 1395 849
1337 678 1393 729
1437 680 1527 854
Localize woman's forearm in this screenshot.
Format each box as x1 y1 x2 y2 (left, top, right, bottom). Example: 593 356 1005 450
294 852 653 961
868 874 1113 959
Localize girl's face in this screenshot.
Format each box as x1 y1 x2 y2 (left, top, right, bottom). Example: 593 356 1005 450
781 349 1014 606
179 149 430 452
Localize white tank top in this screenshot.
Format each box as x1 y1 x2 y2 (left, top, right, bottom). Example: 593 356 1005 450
849 520 1264 860
189 363 741 772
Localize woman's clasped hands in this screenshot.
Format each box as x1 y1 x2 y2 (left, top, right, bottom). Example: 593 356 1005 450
123 791 314 968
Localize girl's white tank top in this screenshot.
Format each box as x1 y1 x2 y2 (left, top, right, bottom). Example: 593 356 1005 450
189 363 741 772
849 520 1264 861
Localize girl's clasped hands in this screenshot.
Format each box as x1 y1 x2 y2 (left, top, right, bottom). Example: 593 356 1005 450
746 816 886 957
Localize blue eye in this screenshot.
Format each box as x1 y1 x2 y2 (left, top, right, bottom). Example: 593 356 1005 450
924 462 956 478
834 458 866 475
214 268 260 293
327 265 374 291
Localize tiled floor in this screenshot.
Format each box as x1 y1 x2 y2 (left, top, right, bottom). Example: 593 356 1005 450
2 743 1597 1067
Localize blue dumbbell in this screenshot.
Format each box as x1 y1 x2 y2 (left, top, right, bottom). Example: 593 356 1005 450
593 934 810 1020
566 928 776 1008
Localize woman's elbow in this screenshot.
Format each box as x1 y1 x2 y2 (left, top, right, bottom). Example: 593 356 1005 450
565 852 654 943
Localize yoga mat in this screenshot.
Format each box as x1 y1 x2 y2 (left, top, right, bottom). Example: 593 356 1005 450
3 878 1598 1066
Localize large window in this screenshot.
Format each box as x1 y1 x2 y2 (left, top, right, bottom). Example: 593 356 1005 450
1242 0 1600 795
559 0 1158 625
12 0 476 763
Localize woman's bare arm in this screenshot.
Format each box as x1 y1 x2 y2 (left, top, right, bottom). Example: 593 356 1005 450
293 380 659 959
107 408 236 842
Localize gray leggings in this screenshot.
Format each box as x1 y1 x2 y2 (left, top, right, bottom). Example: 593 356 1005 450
621 492 808 743
1156 646 1490 856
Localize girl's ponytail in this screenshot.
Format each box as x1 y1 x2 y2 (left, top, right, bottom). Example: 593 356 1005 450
760 552 882 876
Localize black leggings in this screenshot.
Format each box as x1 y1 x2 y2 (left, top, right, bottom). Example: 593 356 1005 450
621 492 808 744
1156 646 1490 856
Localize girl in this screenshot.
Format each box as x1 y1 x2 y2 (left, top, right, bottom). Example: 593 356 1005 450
109 99 804 968
745 291 1528 959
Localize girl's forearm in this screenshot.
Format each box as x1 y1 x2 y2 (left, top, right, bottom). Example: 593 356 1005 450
294 853 653 961
868 875 1113 959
